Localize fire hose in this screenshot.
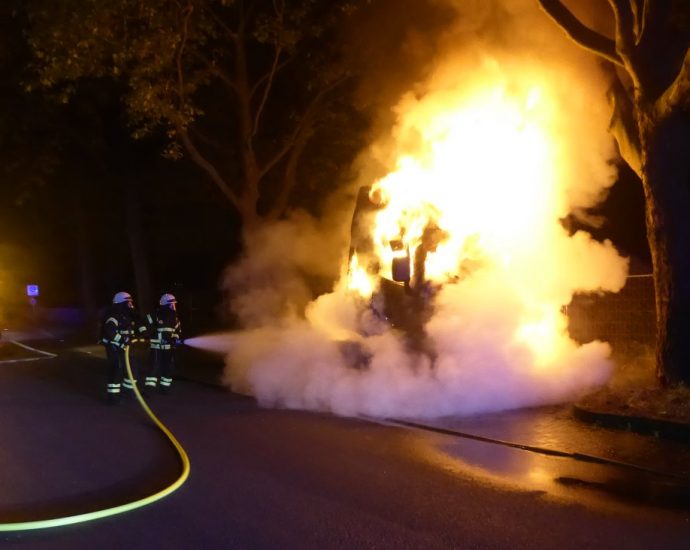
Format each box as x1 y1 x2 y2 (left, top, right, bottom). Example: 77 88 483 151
0 345 190 532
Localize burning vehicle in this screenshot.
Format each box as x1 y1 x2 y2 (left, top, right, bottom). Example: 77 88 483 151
220 54 630 418
343 184 486 366
348 185 443 337
335 67 628 375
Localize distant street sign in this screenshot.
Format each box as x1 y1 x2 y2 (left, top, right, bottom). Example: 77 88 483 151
27 284 39 297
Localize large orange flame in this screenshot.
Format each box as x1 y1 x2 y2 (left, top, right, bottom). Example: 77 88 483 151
345 58 627 368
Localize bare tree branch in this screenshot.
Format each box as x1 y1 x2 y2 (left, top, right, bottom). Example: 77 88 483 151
203 58 237 93
200 0 238 41
175 3 194 110
251 44 282 139
629 0 649 44
608 0 636 55
268 111 315 219
250 57 291 97
608 0 642 87
250 0 286 139
536 0 624 66
178 125 240 206
174 3 238 207
257 121 303 181
606 71 642 177
658 43 690 115
190 125 229 153
258 74 349 182
238 0 257 36
637 0 674 51
231 18 258 166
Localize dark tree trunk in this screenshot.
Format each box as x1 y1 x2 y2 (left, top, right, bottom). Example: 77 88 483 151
125 183 153 312
641 110 690 385
239 203 263 245
73 197 98 323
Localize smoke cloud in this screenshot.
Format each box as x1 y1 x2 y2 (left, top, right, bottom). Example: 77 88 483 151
212 0 629 419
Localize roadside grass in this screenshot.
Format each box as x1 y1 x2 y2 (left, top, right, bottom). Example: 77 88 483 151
578 342 690 424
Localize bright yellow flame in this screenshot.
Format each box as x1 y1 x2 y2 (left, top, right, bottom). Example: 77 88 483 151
371 83 558 279
516 306 568 367
346 65 582 363
347 253 375 299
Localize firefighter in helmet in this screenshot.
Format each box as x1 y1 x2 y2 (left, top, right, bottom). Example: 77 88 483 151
100 291 146 403
144 293 182 395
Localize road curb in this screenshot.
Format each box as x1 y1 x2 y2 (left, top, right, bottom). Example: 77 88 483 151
572 404 690 442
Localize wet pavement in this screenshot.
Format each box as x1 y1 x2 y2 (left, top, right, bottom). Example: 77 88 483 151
412 406 690 477
379 403 690 513
9 334 690 493
7 333 690 476
388 414 690 513
2 335 690 547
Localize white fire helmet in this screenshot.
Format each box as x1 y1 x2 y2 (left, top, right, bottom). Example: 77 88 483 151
159 293 177 306
113 291 133 304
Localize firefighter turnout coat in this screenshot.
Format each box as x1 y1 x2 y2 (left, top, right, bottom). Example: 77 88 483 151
101 304 147 399
146 306 181 350
144 306 182 393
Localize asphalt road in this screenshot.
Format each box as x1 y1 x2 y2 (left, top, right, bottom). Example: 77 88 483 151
1 347 689 549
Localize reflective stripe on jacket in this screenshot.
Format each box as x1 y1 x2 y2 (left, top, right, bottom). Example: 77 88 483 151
147 307 181 350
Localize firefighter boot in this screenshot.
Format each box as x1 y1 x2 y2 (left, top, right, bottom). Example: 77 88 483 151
106 386 121 405
122 377 138 399
143 376 158 397
159 376 173 395
107 394 121 405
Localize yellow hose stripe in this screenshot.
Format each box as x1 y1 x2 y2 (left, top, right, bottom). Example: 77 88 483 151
0 346 190 531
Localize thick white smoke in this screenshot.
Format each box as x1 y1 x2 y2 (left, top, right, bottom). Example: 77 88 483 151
215 0 629 419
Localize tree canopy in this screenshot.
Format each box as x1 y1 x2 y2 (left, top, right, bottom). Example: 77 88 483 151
26 0 367 232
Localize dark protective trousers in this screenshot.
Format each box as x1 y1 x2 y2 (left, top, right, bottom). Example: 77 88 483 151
105 344 138 399
146 349 176 393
